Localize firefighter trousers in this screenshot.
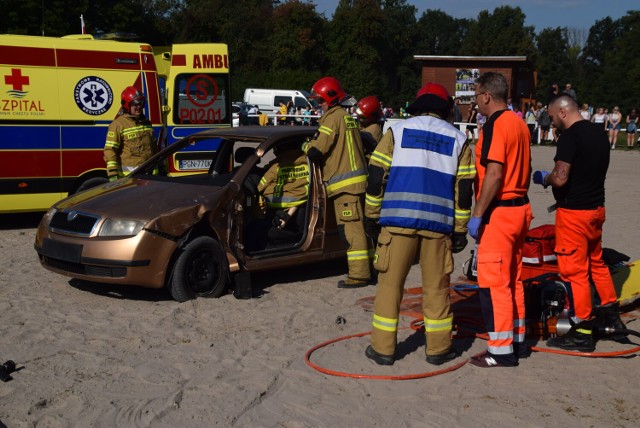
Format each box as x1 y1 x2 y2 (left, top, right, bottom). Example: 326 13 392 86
370 228 453 357
555 207 617 320
477 204 532 357
333 193 371 281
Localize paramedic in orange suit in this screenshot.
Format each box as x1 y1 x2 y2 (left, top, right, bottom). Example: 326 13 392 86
467 72 532 368
533 94 625 352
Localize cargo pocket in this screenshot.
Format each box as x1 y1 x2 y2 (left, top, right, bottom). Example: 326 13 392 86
554 245 579 276
444 237 454 275
476 251 503 287
337 201 360 222
373 229 392 272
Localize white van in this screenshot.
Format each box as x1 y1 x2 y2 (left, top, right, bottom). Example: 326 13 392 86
243 88 317 113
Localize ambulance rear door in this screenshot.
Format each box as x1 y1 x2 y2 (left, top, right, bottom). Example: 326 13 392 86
162 43 232 144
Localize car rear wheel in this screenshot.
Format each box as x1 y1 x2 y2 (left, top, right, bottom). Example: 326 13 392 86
169 236 229 302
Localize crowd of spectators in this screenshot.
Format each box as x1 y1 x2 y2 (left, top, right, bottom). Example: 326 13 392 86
240 83 639 150
496 82 640 149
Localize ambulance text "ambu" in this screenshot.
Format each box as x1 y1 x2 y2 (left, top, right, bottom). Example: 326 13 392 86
193 54 229 70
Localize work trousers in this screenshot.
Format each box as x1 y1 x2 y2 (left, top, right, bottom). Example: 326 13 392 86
333 193 371 281
555 207 617 320
370 229 453 357
477 204 532 356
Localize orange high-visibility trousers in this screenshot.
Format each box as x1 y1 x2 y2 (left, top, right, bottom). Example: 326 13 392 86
555 207 617 320
477 204 532 356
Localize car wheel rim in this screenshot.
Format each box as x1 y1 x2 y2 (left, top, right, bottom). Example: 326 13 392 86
187 250 218 294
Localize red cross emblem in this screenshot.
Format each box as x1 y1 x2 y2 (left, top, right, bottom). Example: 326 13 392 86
4 68 30 91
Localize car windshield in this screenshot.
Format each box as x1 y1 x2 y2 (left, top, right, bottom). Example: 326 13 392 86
132 134 260 186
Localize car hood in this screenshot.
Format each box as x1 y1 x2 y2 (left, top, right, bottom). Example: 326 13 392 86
54 177 232 236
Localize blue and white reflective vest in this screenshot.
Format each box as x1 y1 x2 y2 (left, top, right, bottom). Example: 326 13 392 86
380 115 467 234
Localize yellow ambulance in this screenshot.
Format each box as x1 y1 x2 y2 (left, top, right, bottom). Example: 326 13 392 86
0 33 231 213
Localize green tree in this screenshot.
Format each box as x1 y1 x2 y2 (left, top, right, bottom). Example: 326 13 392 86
325 0 387 100
415 9 469 56
0 0 92 36
578 16 623 108
534 27 573 103
263 0 327 90
460 6 536 57
377 0 419 107
594 11 640 112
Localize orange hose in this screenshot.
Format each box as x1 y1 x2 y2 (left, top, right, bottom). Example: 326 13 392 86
304 328 468 380
531 344 640 357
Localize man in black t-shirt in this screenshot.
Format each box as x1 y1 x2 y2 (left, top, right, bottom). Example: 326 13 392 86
533 94 625 352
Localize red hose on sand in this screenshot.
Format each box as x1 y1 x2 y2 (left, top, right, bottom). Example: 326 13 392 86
531 344 640 357
308 289 640 379
304 328 468 380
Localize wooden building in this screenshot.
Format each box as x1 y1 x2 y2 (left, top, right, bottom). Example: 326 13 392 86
413 55 536 118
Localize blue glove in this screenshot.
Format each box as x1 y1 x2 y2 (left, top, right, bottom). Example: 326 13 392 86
468 216 483 240
533 170 549 187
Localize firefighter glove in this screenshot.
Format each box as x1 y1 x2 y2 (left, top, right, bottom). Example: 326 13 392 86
451 232 468 253
272 210 291 228
533 170 550 188
364 217 381 241
468 216 483 240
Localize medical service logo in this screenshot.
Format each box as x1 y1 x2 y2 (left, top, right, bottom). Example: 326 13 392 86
74 76 113 116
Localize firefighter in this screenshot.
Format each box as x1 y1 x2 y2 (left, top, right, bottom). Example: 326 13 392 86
303 77 371 288
355 95 384 159
104 86 157 181
257 142 310 246
533 94 626 352
467 72 532 368
365 82 475 366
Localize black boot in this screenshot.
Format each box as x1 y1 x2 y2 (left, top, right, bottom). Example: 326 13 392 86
594 302 629 343
547 320 595 352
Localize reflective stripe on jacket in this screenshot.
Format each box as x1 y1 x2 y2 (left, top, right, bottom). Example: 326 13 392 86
104 114 156 178
258 152 310 208
380 115 469 234
303 106 367 197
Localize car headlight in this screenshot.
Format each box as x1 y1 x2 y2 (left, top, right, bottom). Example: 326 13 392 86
41 207 57 228
98 218 145 237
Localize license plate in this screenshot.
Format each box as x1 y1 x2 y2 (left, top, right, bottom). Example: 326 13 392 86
179 159 212 170
43 238 83 263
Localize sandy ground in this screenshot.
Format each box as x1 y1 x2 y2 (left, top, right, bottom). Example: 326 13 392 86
1 146 639 427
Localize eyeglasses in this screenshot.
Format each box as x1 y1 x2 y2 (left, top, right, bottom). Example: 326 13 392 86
474 91 488 97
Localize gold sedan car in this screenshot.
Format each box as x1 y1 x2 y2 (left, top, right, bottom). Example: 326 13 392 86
34 127 350 301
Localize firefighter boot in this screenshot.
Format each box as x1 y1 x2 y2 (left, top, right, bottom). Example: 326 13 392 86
337 278 370 289
594 302 629 343
365 345 394 366
546 320 595 352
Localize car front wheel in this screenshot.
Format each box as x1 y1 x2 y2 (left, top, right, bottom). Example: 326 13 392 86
169 236 229 302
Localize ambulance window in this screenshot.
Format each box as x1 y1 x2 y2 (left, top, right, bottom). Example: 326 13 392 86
158 77 167 105
172 73 231 125
294 97 308 109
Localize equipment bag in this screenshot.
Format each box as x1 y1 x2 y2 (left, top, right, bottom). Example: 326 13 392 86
523 224 556 265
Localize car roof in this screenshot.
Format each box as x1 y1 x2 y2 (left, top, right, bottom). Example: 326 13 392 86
188 125 317 142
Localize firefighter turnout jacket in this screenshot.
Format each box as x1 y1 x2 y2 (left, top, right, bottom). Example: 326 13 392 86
303 105 368 197
364 132 393 220
376 115 475 233
257 151 310 209
104 114 156 180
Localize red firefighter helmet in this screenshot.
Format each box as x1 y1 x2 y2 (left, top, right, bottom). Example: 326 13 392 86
309 77 346 107
356 95 382 120
121 86 145 111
